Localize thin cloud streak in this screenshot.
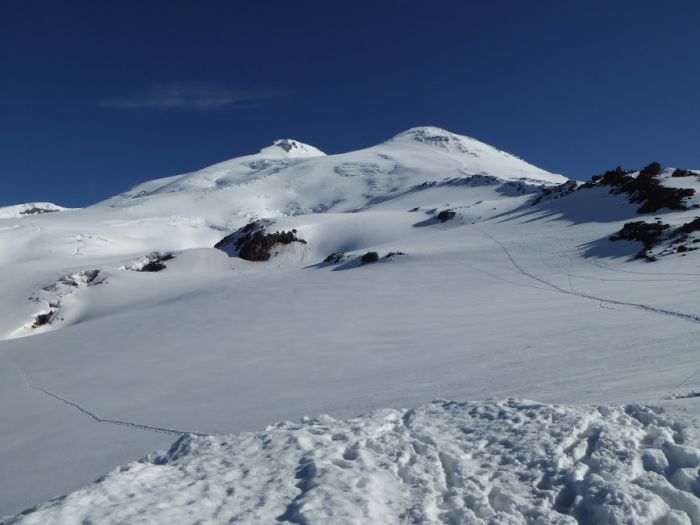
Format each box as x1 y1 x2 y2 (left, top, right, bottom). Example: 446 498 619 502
99 84 282 110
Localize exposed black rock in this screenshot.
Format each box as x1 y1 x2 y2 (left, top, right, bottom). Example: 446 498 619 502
214 221 266 251
385 251 406 259
19 206 61 216
581 163 695 214
419 175 539 197
582 166 631 188
82 269 101 284
274 139 302 153
679 217 700 234
215 220 307 261
360 251 379 264
610 221 669 248
532 180 578 205
323 252 345 264
141 253 174 272
131 252 174 272
610 221 670 260
32 310 56 328
639 161 663 179
436 210 456 223
611 214 700 261
26 270 105 331
671 168 696 178
239 231 306 261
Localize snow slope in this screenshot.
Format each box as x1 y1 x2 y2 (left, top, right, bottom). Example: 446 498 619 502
1 127 699 520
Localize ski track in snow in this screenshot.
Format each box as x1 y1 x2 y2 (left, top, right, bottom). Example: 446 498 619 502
484 232 700 325
582 254 700 278
487 232 700 400
15 365 208 437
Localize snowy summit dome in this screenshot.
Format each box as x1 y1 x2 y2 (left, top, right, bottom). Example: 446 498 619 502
388 126 484 149
258 139 326 158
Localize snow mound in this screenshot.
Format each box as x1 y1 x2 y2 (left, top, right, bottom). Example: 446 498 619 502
9 399 700 525
0 203 67 219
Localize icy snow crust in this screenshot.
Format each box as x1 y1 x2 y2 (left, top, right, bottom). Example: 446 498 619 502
8 399 700 525
1 127 700 518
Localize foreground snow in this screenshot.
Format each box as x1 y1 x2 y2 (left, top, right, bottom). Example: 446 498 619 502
6 399 700 525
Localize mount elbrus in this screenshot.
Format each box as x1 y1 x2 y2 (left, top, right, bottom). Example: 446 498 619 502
1 127 699 524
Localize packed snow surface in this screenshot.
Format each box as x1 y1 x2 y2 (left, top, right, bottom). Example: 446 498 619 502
1 127 699 519
7 399 700 525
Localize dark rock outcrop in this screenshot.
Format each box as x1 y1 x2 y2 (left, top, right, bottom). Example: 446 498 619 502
436 210 456 223
679 217 700 234
610 221 670 260
323 252 345 264
671 169 696 178
360 252 379 264
19 206 61 216
611 216 700 261
32 310 56 328
581 163 695 213
215 221 307 261
532 180 578 205
125 252 174 272
140 253 174 272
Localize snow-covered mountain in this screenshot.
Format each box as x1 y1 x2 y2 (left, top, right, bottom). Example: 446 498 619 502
100 126 564 219
2 127 700 523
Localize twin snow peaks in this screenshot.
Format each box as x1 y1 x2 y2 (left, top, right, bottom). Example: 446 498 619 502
260 126 519 162
108 126 565 209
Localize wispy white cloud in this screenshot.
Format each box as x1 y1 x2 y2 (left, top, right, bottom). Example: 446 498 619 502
99 83 281 111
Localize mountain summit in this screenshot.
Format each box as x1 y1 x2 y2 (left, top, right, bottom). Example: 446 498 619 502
259 138 326 158
101 126 566 214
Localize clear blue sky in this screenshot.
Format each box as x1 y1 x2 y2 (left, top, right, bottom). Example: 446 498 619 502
2 0 699 207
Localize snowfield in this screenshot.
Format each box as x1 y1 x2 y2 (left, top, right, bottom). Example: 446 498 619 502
7 400 700 525
1 127 700 522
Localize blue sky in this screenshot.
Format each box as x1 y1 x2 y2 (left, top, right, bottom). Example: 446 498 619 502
2 0 699 207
